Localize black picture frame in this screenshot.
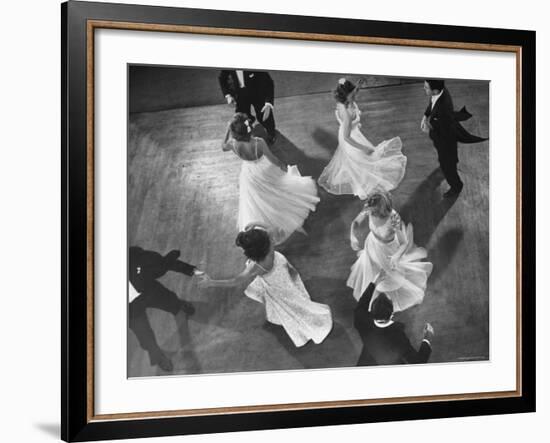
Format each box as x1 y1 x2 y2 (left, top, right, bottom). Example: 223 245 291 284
61 1 536 441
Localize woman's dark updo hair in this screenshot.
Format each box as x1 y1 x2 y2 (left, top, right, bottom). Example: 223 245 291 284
235 228 271 262
230 112 253 142
333 78 356 104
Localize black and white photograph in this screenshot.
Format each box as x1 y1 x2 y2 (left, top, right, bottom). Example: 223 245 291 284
127 66 489 377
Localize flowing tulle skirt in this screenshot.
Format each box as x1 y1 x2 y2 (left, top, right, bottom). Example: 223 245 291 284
347 224 433 312
318 125 407 199
245 252 333 347
238 157 320 244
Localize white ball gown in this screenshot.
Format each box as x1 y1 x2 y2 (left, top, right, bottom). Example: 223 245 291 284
318 102 407 199
244 251 333 347
347 210 433 312
236 137 320 244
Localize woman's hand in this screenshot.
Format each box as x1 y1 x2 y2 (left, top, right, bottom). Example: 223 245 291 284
390 212 402 230
197 274 212 288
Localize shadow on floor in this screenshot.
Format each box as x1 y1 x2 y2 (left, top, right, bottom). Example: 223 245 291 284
262 321 358 370
399 168 458 246
279 190 357 261
311 127 339 157
427 227 465 285
270 130 331 180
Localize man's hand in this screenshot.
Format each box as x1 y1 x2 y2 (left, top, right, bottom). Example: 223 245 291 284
423 323 435 342
420 116 429 133
226 95 236 105
261 103 273 121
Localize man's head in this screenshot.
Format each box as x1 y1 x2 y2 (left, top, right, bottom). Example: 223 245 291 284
424 79 445 96
371 292 394 322
364 190 393 218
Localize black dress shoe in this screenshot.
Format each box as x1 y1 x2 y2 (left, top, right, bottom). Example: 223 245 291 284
443 186 463 198
179 299 195 316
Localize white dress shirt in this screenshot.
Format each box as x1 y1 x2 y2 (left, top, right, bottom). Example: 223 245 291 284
226 70 274 110
236 69 245 88
129 281 140 303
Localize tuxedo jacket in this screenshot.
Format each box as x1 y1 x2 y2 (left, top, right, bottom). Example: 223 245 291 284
424 88 487 162
129 246 194 294
424 88 459 162
354 283 432 366
219 70 274 104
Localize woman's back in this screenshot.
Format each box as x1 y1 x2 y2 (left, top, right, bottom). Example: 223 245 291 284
231 137 263 162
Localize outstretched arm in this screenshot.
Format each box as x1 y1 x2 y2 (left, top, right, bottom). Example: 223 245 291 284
350 210 369 251
199 262 259 289
221 124 234 151
389 213 409 268
347 78 366 103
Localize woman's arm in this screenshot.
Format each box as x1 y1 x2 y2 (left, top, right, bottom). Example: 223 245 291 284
350 210 369 251
258 138 287 171
339 104 375 153
199 263 259 289
389 212 409 268
392 212 407 245
347 78 365 102
221 125 233 151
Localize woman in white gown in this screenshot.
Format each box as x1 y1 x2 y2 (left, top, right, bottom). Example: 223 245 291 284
223 113 319 245
199 224 333 347
318 78 407 199
347 191 433 312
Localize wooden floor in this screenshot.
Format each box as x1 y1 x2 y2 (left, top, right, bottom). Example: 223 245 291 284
128 79 489 377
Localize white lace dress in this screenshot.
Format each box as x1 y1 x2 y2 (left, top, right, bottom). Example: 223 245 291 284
346 210 433 312
244 251 333 347
236 138 320 244
318 102 407 199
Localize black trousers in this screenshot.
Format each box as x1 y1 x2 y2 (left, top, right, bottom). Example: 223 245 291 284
434 141 463 190
128 254 195 365
235 89 276 136
129 282 181 365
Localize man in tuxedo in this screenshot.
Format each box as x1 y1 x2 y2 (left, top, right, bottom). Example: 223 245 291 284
354 271 434 366
421 79 487 198
219 70 277 144
129 246 202 372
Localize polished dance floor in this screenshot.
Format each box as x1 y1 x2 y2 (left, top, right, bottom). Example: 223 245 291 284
127 79 489 377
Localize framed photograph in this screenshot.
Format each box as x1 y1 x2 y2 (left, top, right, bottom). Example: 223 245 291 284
62 0 535 441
